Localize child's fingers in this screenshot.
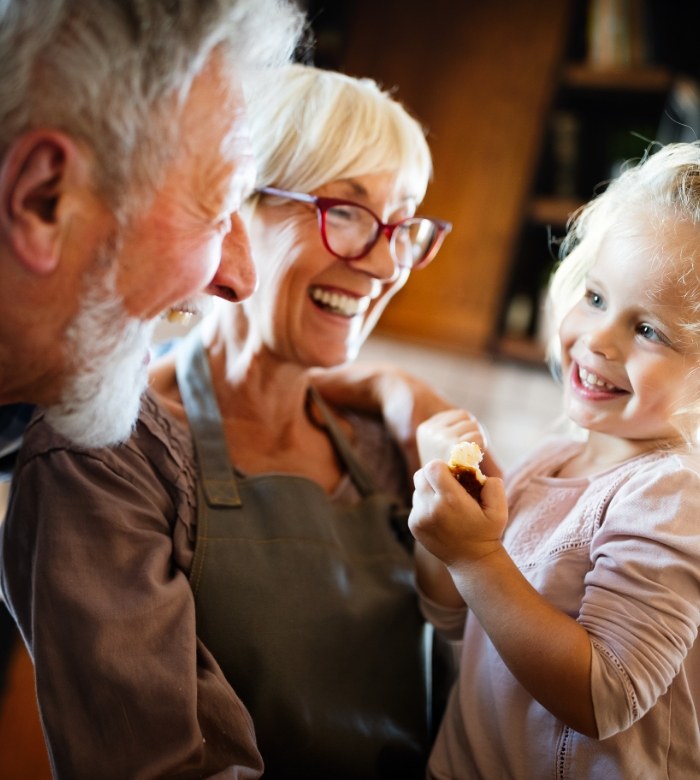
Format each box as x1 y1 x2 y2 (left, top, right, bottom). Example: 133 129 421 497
480 477 507 510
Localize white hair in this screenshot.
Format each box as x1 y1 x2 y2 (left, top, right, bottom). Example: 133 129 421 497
0 0 305 214
44 236 155 449
243 63 432 200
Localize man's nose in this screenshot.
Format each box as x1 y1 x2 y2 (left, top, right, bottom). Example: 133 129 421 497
205 213 257 302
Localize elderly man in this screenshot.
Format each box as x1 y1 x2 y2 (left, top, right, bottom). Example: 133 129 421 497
0 0 303 452
0 1 304 774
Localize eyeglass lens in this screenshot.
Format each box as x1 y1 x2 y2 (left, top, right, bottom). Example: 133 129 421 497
324 203 436 267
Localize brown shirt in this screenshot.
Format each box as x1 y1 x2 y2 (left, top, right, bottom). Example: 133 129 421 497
0 390 409 779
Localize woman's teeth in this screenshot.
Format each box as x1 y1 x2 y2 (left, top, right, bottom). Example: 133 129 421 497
310 287 369 317
578 366 618 391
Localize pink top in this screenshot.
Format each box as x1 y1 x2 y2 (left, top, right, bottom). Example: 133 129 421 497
422 437 700 779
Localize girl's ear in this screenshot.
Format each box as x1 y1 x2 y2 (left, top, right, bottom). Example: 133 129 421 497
0 131 89 275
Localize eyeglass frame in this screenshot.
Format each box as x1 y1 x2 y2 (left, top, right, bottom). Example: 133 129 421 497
256 186 452 269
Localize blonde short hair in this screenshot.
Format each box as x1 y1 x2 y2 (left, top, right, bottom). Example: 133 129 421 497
245 64 432 202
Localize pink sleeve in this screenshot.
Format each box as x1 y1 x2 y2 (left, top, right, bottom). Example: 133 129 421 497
581 457 700 738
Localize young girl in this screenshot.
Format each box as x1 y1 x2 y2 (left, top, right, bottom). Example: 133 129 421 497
410 141 700 779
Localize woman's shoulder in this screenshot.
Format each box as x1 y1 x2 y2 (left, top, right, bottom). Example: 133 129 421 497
343 408 411 496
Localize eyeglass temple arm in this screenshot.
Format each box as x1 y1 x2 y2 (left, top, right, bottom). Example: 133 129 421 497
257 186 317 204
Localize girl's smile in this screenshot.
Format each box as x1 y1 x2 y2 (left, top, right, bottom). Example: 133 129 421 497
570 361 628 400
559 216 700 452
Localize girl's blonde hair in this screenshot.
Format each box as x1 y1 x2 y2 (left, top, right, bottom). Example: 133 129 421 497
548 141 700 358
546 141 700 445
244 63 432 202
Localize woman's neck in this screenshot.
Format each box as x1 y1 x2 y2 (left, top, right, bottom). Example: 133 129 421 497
151 317 353 491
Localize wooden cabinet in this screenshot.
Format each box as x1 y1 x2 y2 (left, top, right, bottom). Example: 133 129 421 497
306 0 573 355
304 0 700 359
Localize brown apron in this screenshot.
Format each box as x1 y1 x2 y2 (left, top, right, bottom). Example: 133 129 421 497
175 329 431 779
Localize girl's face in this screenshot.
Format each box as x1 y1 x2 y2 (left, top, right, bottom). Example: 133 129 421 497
559 218 700 449
242 171 418 367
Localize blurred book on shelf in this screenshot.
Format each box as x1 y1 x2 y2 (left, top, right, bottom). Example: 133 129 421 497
587 0 650 69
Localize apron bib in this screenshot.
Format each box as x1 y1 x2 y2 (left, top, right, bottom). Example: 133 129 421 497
176 330 430 779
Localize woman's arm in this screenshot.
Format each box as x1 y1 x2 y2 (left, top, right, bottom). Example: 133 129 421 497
409 460 596 737
311 362 454 473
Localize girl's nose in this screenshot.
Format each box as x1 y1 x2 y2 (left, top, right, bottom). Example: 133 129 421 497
586 321 621 360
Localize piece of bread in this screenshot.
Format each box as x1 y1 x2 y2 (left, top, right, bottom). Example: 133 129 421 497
447 442 486 501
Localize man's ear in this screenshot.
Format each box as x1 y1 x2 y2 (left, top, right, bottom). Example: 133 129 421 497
0 130 89 275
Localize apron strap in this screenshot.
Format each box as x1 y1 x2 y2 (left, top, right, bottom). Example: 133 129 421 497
307 386 377 498
175 327 378 502
174 327 242 507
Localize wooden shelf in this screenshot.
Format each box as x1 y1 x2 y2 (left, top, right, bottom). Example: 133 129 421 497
561 63 673 92
529 196 585 228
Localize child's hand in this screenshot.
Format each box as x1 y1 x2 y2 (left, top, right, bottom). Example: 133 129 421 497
409 459 507 568
416 409 486 467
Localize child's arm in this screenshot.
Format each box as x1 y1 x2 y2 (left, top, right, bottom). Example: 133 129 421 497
410 460 597 737
414 409 501 609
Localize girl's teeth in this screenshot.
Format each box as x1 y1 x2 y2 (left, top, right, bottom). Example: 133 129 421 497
310 287 369 317
578 366 617 391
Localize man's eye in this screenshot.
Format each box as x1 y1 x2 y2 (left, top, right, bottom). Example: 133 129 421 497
215 214 232 235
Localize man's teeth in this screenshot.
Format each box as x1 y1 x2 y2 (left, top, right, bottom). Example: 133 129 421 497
310 288 369 316
164 307 197 324
578 366 618 391
163 296 213 324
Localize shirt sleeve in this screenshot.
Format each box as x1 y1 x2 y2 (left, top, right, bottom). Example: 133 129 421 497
1 436 262 780
416 584 467 641
581 457 700 739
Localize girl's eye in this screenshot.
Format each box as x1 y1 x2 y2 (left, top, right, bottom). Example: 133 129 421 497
584 289 604 309
636 322 669 345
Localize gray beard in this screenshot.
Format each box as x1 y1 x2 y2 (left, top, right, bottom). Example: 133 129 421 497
44 259 155 449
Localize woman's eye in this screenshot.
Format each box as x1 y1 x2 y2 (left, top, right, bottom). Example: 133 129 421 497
326 205 357 223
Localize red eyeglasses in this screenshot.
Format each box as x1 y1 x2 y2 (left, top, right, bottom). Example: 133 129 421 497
258 187 452 269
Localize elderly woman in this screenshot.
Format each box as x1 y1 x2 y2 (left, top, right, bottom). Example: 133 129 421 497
2 64 452 779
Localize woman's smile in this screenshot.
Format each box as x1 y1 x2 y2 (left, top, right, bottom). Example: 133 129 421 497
309 285 371 318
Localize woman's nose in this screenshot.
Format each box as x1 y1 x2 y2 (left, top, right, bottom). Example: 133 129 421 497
354 236 402 283
205 213 257 302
